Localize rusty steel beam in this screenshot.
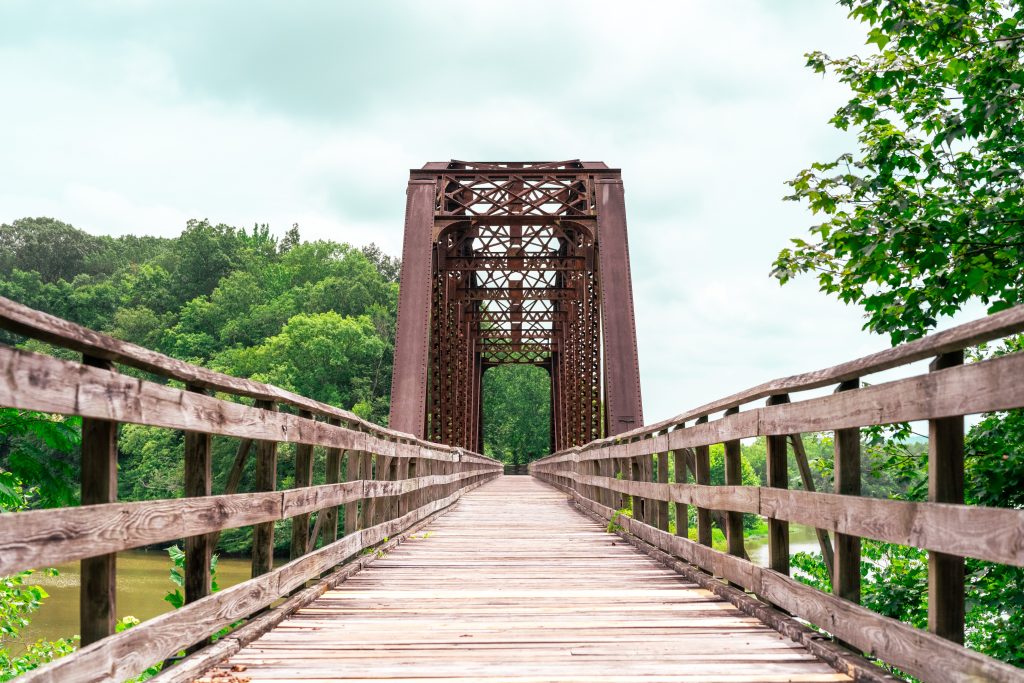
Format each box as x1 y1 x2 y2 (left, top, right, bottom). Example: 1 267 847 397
595 178 644 435
444 256 586 271
390 161 643 454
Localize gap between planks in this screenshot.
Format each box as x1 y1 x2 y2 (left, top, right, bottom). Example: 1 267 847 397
203 476 852 682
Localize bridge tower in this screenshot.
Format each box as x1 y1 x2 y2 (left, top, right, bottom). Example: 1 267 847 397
389 161 643 452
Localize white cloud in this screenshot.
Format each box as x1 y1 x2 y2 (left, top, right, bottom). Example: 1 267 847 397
1 0 982 424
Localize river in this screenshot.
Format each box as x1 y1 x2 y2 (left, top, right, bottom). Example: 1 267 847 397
10 550 254 652
746 523 822 566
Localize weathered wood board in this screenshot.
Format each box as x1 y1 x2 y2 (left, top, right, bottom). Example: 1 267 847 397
211 477 849 682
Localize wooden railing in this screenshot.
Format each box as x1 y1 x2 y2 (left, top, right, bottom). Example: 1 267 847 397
531 305 1024 683
0 296 502 683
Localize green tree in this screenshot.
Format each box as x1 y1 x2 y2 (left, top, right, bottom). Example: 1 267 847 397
776 2 1024 668
0 218 103 284
1 411 81 679
481 365 551 466
774 0 1024 343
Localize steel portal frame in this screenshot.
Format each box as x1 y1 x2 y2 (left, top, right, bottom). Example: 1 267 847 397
390 161 643 453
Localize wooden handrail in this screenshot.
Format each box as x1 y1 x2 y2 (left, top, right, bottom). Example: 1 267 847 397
0 295 470 456
0 298 502 683
587 303 1024 445
531 305 1024 682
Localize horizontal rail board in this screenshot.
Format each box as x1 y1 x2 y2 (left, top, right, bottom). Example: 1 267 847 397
0 345 497 468
541 470 1024 567
541 476 1024 683
0 295 464 455
538 350 1024 466
588 303 1024 444
0 470 495 576
19 475 498 683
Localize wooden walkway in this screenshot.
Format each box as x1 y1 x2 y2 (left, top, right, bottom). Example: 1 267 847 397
216 477 850 682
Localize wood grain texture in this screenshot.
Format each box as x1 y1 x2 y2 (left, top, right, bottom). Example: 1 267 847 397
536 349 1024 468
584 302 1024 442
832 379 861 606
536 469 1024 568
79 355 118 647
18 474 498 683
0 343 499 469
184 386 214 614
204 477 849 683
539 475 1024 683
928 351 966 644
0 294 485 458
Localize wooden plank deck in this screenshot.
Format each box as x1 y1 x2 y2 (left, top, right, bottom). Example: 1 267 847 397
215 476 850 682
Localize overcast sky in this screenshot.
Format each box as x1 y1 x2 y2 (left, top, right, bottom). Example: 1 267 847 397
0 1 981 424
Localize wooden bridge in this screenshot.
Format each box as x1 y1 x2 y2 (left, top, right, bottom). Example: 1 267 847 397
2 295 1024 682
1 161 1024 681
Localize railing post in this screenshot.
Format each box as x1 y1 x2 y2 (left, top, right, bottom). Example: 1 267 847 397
290 411 315 560
252 400 278 578
394 452 410 516
928 351 965 644
184 385 213 613
672 426 688 540
360 449 376 528
321 418 343 545
643 446 655 526
833 379 861 604
766 394 790 575
694 416 712 547
374 452 393 525
344 447 362 535
629 453 643 522
80 355 118 646
723 407 745 561
656 435 669 532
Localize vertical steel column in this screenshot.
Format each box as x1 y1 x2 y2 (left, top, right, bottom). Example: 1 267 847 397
389 178 438 437
595 178 643 436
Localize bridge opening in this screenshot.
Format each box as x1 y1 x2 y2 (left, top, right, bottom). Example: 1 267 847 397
481 363 551 471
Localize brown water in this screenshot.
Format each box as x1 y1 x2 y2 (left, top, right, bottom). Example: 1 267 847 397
747 523 822 565
9 550 254 651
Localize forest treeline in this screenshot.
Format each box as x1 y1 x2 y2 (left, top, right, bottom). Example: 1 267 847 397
0 216 411 553
0 217 546 543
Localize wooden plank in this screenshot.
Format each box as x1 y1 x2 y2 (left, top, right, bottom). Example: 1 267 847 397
0 295 490 459
184 386 214 611
0 472 497 576
554 478 1024 683
79 355 117 647
253 401 279 578
545 350 1024 468
291 411 316 560
360 452 376 530
0 344 500 469
832 380 860 605
673 437 688 540
722 408 744 563
582 302 1024 443
321 419 344 546
206 477 851 683
540 468 1024 569
344 450 362 536
656 449 669 532
928 351 966 644
694 417 712 547
19 474 498 683
765 395 789 576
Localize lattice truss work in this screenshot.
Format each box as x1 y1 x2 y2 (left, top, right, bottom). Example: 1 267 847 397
391 161 643 454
